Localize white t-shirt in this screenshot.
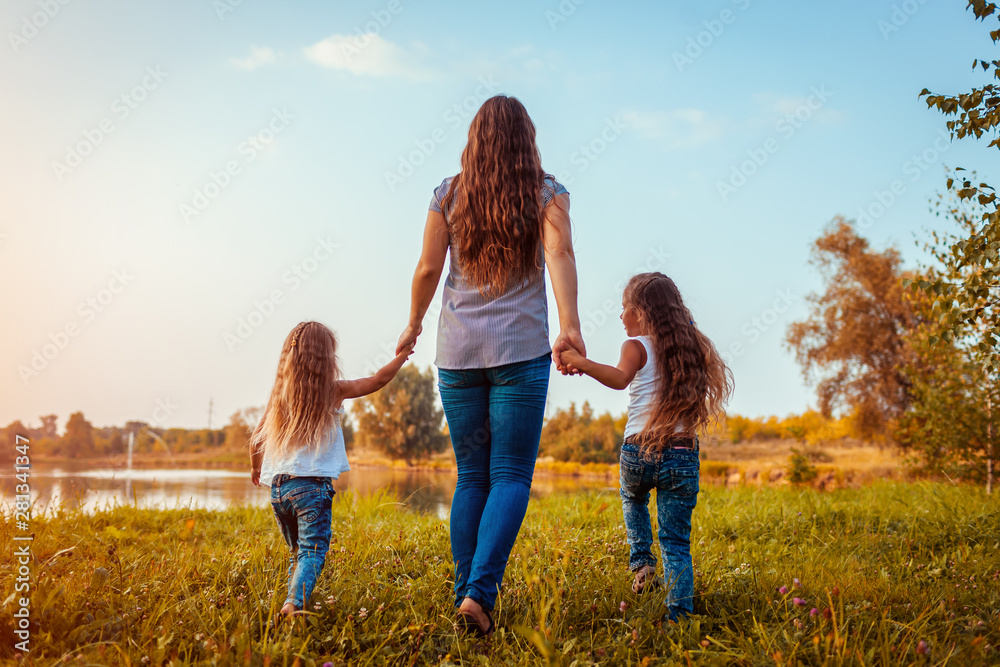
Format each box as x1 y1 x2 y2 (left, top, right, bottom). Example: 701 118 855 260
258 408 351 487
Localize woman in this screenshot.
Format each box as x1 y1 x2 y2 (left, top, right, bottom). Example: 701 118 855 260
396 94 583 636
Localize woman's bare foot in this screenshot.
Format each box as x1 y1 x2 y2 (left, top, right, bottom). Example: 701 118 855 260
457 597 494 637
632 564 659 594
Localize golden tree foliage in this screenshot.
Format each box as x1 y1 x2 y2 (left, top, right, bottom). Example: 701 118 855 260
785 218 916 440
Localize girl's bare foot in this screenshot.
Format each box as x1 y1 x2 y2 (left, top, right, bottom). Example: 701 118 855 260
457 597 494 637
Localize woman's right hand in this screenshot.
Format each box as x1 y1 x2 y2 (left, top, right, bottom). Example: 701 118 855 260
553 328 586 375
396 322 422 355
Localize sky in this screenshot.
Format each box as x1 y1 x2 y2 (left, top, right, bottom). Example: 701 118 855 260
1 0 997 432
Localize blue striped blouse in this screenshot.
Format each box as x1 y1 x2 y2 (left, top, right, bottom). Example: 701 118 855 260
429 175 569 370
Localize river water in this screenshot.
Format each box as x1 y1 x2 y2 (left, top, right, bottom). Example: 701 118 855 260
0 465 617 517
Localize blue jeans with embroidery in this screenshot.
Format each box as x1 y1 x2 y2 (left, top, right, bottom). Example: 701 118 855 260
270 474 335 609
619 441 699 621
437 353 550 611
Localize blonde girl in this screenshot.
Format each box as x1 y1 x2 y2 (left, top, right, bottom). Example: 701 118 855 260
558 272 733 621
250 321 412 617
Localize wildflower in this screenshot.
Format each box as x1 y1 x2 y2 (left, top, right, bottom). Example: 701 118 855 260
778 586 788 595
793 598 806 606
809 608 819 617
620 601 628 612
359 607 368 619
793 619 803 629
793 578 801 588
916 640 929 655
324 663 334 667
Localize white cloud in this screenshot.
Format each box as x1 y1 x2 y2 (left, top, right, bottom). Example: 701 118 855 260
303 33 433 81
621 108 725 149
228 46 276 71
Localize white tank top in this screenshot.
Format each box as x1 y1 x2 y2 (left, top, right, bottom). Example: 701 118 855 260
623 336 687 440
623 336 658 440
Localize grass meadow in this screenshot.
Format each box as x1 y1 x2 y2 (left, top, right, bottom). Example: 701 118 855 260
2 482 999 666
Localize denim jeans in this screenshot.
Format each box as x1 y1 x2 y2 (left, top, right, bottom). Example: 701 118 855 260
270 474 335 609
438 353 550 611
619 441 699 621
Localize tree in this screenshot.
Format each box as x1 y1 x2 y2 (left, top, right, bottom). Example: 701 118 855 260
39 414 58 439
917 1 1000 364
785 218 916 439
898 190 1000 487
224 407 264 452
63 412 95 458
538 402 622 464
340 408 355 451
0 421 30 462
353 365 447 464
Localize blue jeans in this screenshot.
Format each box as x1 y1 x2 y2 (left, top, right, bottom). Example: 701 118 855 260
619 441 699 621
437 353 550 611
269 474 335 609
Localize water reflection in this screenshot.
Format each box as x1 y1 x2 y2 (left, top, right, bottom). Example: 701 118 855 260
0 465 616 515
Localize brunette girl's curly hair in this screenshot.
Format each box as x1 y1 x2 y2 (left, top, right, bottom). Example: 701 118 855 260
624 273 733 455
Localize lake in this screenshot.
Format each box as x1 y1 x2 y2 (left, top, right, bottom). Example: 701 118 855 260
0 465 617 517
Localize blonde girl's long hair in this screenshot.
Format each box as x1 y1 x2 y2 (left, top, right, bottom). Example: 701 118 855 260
624 273 734 455
440 94 559 296
250 321 341 459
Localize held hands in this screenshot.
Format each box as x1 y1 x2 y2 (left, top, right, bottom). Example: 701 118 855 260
552 329 586 376
559 345 586 371
396 323 422 356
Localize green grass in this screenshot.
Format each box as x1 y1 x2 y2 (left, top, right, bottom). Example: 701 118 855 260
2 483 999 666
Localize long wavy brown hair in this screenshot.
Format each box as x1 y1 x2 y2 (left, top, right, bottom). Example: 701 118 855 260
440 95 559 296
624 273 734 454
250 321 342 459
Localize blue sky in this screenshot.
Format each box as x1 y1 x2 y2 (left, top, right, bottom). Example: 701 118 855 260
1 0 997 431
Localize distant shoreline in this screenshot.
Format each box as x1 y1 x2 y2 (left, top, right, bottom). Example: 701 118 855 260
6 438 914 489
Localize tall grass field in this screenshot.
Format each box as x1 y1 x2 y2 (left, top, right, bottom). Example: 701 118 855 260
2 483 999 665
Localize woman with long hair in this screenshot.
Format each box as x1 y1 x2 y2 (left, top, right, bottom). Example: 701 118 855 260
396 94 583 636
